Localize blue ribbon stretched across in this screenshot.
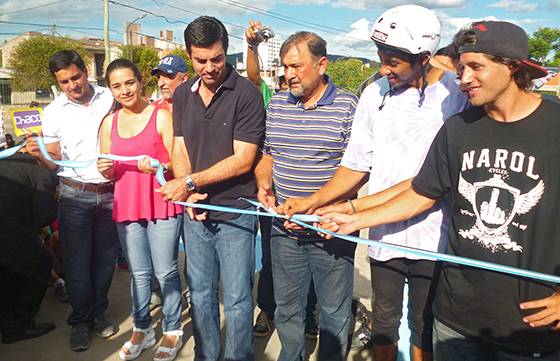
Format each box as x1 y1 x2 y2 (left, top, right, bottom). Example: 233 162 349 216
35 136 168 185
3 136 558 284
0 143 25 159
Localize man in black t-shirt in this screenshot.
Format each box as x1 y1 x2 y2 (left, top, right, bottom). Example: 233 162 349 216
319 21 560 360
0 151 58 344
158 16 265 361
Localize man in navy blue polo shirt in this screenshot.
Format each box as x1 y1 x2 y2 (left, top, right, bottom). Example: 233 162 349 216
158 16 265 361
255 31 358 361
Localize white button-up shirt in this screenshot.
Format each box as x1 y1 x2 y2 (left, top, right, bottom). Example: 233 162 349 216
42 85 114 183
341 72 468 261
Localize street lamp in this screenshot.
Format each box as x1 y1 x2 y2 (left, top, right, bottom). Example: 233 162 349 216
126 13 147 59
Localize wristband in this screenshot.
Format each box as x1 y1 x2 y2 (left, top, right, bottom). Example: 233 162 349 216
347 199 357 214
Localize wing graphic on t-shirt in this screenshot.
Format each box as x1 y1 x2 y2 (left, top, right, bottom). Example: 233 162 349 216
515 180 545 215
458 172 476 207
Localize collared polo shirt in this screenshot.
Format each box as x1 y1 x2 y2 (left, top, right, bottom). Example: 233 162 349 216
42 85 114 183
264 76 358 204
173 64 265 221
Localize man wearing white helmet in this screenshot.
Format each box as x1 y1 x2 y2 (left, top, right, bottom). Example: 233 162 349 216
279 5 468 361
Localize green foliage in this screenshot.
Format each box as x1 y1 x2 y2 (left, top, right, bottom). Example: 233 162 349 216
327 58 377 94
118 44 160 94
9 35 88 91
529 27 560 66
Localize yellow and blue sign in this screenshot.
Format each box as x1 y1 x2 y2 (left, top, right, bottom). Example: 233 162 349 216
9 107 43 137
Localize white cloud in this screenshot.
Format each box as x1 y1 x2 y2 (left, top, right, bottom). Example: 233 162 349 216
434 11 546 48
332 18 373 54
488 0 538 12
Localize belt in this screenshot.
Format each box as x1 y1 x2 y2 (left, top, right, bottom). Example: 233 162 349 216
60 177 114 193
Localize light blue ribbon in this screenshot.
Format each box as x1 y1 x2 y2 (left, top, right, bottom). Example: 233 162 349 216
36 136 168 185
17 136 560 284
0 143 25 159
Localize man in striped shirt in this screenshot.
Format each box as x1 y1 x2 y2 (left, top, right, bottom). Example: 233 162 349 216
255 31 358 361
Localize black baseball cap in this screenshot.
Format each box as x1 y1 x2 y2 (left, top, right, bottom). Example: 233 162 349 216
457 21 548 79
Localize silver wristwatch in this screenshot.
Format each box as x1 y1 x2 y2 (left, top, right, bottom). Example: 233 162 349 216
185 175 197 191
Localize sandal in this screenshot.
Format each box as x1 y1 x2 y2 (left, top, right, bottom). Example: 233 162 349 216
153 330 183 361
118 327 156 360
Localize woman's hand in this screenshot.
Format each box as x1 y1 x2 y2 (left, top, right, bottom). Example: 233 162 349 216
96 158 115 179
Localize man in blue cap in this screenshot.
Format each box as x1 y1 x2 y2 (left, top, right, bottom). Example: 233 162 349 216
149 54 190 311
151 54 189 112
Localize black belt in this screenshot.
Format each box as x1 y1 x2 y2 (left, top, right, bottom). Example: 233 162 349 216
60 177 114 193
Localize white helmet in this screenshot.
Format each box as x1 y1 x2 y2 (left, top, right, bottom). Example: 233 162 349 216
371 5 441 56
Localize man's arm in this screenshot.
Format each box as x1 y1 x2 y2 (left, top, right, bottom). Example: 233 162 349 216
520 291 560 331
279 165 368 217
191 140 259 187
25 134 61 171
246 20 264 87
254 153 276 208
319 185 436 237
316 178 413 217
157 136 192 202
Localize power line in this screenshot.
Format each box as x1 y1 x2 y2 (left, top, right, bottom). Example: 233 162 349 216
0 20 120 33
150 0 245 30
221 0 354 35
140 0 246 39
107 0 188 25
216 0 367 43
107 0 244 40
1 0 70 16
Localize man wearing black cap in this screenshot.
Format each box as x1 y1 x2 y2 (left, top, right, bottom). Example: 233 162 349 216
318 20 560 360
151 55 189 113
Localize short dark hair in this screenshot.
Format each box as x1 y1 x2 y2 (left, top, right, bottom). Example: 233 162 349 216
104 58 142 85
48 50 87 76
435 44 456 59
376 43 421 65
184 16 228 54
457 30 532 90
279 32 327 62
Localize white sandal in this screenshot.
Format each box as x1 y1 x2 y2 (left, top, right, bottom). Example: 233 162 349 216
153 330 183 361
118 327 156 360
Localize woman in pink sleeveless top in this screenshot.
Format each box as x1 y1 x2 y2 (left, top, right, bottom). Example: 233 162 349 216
96 59 183 361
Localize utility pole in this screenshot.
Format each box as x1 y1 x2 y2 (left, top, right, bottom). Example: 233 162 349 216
103 0 110 71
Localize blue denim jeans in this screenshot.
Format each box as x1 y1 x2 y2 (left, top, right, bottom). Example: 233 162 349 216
184 213 257 361
58 183 119 325
117 216 182 332
433 319 560 361
270 225 355 361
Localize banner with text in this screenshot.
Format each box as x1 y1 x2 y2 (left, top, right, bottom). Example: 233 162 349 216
10 107 43 137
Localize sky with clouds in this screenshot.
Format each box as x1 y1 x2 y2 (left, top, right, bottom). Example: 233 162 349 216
1 0 559 60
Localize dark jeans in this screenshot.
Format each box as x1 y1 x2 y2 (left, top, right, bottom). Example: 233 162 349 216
256 217 317 317
271 225 355 361
433 319 560 361
58 184 119 325
0 243 52 338
370 258 439 350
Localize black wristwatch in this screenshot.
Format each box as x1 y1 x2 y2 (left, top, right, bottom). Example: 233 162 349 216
185 175 197 191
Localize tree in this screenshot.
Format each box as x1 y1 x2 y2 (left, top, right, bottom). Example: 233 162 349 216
529 27 560 65
119 44 160 94
9 35 88 91
327 58 377 94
